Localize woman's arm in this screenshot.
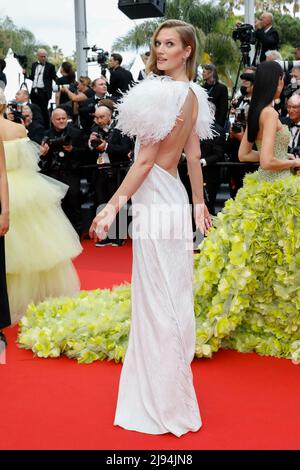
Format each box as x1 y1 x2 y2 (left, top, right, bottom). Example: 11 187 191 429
0 141 9 235
184 130 204 205
184 130 212 234
89 142 159 239
238 128 260 162
241 107 300 170
61 87 88 103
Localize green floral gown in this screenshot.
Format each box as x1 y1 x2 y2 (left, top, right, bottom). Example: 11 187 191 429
18 125 300 363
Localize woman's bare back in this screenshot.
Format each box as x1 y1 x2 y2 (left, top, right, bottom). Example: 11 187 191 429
155 88 198 177
0 118 27 142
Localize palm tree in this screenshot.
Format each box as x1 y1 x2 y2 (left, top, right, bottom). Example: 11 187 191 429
112 0 237 81
113 0 225 56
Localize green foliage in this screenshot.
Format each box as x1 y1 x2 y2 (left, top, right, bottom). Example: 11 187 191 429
273 11 300 47
0 16 50 70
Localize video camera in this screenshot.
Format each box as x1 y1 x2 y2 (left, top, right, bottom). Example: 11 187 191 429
232 23 256 45
13 53 28 70
232 23 256 66
90 128 109 149
84 45 109 76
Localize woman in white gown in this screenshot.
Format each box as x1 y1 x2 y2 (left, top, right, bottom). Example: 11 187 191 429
90 20 213 437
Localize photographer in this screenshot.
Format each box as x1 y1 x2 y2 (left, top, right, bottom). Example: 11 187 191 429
202 64 228 128
88 104 132 246
15 89 44 125
227 67 256 197
26 49 57 127
281 94 300 157
40 108 84 235
107 53 134 102
5 101 24 124
22 106 45 144
253 12 279 65
78 77 111 135
0 59 7 90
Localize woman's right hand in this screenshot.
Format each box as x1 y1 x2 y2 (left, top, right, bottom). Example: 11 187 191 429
0 213 9 236
89 205 117 242
194 203 212 236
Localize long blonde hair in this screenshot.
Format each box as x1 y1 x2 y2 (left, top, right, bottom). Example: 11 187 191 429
146 20 197 81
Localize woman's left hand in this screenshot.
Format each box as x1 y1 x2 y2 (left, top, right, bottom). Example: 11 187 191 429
89 205 116 242
0 213 9 237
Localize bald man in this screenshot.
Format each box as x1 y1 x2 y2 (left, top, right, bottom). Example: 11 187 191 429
253 12 279 65
88 104 133 246
26 48 57 127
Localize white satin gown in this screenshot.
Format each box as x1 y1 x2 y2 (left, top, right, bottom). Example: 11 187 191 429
114 75 213 436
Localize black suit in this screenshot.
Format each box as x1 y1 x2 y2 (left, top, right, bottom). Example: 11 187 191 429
89 124 132 206
27 102 44 126
26 120 46 144
203 81 228 128
253 26 280 64
107 66 134 102
201 123 225 214
28 61 57 126
280 116 300 152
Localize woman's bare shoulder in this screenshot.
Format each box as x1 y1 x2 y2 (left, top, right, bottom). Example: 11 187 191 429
260 106 278 120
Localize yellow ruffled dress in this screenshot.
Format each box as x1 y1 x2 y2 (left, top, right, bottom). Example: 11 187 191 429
4 137 82 324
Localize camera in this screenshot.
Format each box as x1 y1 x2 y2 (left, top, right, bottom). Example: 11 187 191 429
42 133 72 152
232 23 256 46
13 53 28 70
232 23 256 66
85 45 109 76
7 100 23 124
90 128 109 149
231 108 247 134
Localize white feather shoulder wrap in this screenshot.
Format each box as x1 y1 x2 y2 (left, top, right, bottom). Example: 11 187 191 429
116 75 214 145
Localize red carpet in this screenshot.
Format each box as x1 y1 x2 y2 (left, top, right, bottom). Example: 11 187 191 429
1 240 300 450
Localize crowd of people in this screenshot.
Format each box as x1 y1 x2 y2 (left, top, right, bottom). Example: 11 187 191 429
1 13 300 439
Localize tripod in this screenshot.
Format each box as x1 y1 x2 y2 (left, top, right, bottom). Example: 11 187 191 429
227 43 252 123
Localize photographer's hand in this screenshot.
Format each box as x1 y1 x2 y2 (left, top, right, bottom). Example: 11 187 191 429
230 129 244 142
63 144 73 152
97 141 107 152
40 143 49 157
255 19 262 29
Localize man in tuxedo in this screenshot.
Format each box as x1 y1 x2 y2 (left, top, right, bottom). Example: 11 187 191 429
253 12 279 65
26 49 57 127
79 77 110 135
281 94 300 155
107 53 134 102
15 89 44 125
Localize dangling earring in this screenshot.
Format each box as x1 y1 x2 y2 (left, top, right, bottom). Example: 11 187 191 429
182 57 186 66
